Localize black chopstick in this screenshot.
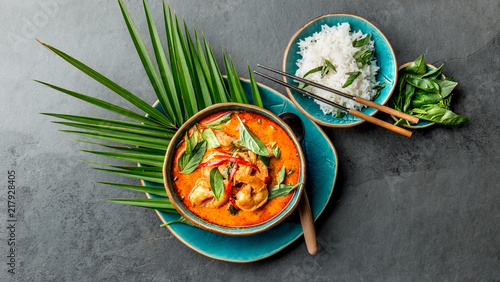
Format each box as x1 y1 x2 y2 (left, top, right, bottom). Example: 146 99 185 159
254 70 412 137
257 64 420 124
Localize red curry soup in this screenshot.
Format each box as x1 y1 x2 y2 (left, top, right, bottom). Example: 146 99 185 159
171 110 301 227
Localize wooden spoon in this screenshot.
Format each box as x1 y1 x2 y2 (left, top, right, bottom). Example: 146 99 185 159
279 112 318 255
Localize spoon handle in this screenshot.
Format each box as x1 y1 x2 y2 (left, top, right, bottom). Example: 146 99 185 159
298 192 318 255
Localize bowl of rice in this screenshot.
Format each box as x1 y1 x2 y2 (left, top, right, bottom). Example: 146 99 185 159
283 13 397 127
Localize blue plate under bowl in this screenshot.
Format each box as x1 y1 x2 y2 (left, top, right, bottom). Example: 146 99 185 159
283 13 398 127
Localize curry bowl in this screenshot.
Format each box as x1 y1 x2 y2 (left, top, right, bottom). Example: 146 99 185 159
162 103 306 236
283 13 397 127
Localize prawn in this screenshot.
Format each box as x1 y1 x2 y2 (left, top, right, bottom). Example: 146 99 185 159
235 175 268 211
189 179 228 208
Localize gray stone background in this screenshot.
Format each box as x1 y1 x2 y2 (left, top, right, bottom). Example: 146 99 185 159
1 0 499 281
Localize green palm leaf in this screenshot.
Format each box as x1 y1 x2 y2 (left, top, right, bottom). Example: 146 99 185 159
38 0 264 222
38 42 174 128
98 182 167 197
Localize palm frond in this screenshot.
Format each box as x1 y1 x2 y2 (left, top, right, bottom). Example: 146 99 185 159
38 0 264 219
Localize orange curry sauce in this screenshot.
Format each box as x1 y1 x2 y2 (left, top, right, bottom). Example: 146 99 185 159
171 110 300 227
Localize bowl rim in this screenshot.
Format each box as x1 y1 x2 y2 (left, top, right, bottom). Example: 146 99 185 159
162 102 306 236
282 13 398 128
389 62 441 129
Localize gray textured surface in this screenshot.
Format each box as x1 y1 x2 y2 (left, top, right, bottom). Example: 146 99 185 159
1 0 499 281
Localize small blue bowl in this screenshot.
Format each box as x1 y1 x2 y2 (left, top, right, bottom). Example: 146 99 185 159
283 13 397 127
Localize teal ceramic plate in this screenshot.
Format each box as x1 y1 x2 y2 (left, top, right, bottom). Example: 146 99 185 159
145 78 338 262
283 13 397 127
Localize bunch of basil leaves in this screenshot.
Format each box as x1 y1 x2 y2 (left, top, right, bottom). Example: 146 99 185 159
390 55 469 126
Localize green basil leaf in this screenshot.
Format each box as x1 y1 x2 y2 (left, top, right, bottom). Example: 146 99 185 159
335 109 346 118
189 125 199 148
209 167 224 201
404 55 426 74
277 165 285 186
352 32 372 47
204 112 232 127
373 82 386 90
272 144 281 158
402 84 415 113
178 150 190 172
324 59 336 73
411 89 442 108
405 77 440 94
268 182 304 200
422 63 443 79
320 59 336 79
238 118 269 156
410 104 469 125
435 79 458 98
445 77 455 82
184 132 192 155
180 140 207 174
228 204 239 215
298 66 323 89
342 71 361 88
200 128 220 148
353 49 374 69
258 155 270 167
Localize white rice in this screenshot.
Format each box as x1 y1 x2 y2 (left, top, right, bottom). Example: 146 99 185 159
295 22 380 114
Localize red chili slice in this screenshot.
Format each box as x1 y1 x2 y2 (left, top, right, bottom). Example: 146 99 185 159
197 156 259 172
227 163 239 210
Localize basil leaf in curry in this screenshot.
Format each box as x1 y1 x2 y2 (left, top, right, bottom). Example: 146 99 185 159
180 140 207 174
237 117 269 156
268 182 304 200
209 167 224 201
258 155 270 167
184 132 192 155
272 144 281 158
204 112 232 128
200 128 220 148
277 165 285 188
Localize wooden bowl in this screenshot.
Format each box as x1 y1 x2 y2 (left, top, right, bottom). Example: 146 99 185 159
162 103 306 236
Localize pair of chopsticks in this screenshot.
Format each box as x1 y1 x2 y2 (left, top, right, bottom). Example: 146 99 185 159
254 65 418 137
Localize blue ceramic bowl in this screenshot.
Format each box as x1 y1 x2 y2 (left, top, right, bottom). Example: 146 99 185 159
162 103 306 236
283 13 397 127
